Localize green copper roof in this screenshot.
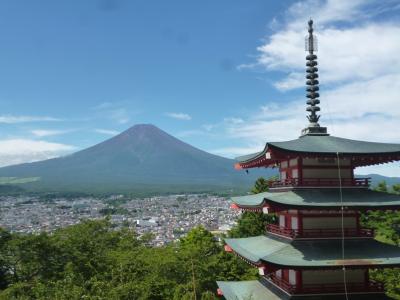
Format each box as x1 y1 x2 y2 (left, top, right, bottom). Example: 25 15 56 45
236 135 400 163
225 235 400 267
225 236 287 263
232 189 400 208
217 281 282 300
232 192 269 207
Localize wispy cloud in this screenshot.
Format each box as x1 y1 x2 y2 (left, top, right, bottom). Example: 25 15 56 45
0 139 75 167
234 0 400 141
93 102 133 124
244 0 400 91
175 129 207 138
210 146 263 158
94 128 120 136
165 112 192 121
0 115 61 124
31 129 71 137
219 0 400 177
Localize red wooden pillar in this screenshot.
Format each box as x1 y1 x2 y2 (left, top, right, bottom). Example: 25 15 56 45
296 270 303 293
286 213 292 230
298 211 303 235
364 268 370 286
298 157 303 185
283 269 289 282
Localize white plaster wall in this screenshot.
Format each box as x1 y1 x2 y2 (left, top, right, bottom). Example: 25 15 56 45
279 215 286 227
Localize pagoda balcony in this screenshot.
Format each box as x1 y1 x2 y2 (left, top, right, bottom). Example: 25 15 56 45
268 177 371 188
267 224 374 239
267 274 384 295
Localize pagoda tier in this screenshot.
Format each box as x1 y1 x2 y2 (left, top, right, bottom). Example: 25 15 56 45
230 189 400 240
235 136 400 190
217 19 400 300
222 236 400 299
224 236 400 268
217 280 391 300
231 189 400 210
235 135 400 170
217 281 281 300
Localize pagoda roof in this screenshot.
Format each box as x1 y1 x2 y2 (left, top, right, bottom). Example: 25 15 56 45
232 189 400 209
217 281 282 300
236 135 400 168
225 235 400 268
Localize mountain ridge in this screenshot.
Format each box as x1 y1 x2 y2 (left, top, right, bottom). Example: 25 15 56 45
0 124 272 193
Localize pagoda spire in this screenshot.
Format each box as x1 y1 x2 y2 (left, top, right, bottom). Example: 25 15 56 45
301 19 328 136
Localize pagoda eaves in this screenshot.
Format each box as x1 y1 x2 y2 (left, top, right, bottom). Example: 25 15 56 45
231 189 400 211
225 235 400 269
236 135 400 169
217 19 399 300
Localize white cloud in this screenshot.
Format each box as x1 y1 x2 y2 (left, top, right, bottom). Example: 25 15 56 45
264 23 400 91
31 129 70 137
165 112 192 121
223 117 244 125
94 128 120 136
0 139 75 167
93 102 132 124
242 0 400 91
210 146 263 158
228 0 400 177
0 115 61 124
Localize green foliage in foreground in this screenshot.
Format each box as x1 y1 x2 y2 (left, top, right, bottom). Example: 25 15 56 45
361 181 400 299
365 208 400 299
230 176 276 238
0 220 255 300
229 211 275 238
250 177 270 194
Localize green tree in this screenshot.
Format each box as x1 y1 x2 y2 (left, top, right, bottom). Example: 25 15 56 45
229 211 272 238
0 220 256 299
362 183 400 299
374 180 388 193
251 177 269 194
392 183 400 195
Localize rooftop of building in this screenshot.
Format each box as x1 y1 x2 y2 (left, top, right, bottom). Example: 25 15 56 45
225 235 400 268
217 280 282 300
236 135 400 165
217 280 391 300
231 188 400 209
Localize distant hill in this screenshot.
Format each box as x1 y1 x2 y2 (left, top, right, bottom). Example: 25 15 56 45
362 174 400 188
0 124 274 193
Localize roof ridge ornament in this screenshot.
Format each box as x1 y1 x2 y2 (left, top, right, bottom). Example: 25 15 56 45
301 19 329 137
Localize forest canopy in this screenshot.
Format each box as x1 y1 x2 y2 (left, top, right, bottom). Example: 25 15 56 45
0 179 399 299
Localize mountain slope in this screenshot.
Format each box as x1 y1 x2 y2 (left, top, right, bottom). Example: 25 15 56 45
0 124 273 193
363 174 400 188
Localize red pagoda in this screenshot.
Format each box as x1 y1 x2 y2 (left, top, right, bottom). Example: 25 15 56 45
217 20 400 300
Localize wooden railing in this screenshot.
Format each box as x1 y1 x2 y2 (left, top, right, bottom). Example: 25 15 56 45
269 177 370 188
268 274 384 294
267 224 374 239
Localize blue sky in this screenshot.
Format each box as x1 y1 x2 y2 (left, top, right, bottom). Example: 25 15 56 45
0 0 400 177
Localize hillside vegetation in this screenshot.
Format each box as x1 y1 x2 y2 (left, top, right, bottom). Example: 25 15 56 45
0 179 399 299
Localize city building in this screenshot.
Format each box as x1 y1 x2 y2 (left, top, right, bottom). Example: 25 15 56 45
217 20 400 300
